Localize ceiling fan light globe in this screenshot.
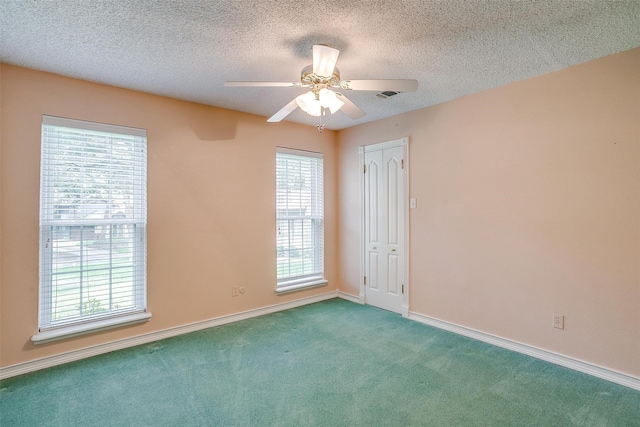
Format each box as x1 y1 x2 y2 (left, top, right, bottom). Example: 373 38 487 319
319 88 344 114
295 91 314 112
308 101 322 116
312 45 340 78
296 92 323 116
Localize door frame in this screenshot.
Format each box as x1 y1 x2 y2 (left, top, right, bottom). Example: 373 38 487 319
359 137 410 317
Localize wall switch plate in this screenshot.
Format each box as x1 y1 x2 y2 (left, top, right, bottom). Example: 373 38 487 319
232 286 239 297
553 314 564 329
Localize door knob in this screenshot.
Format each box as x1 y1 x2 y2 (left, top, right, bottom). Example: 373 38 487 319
391 248 396 252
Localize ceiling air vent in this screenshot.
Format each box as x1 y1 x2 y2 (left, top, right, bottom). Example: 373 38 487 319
376 91 399 99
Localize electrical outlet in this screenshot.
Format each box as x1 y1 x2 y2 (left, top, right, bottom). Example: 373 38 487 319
553 314 564 330
232 286 239 297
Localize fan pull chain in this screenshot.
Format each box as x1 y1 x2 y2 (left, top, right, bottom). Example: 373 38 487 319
317 107 326 132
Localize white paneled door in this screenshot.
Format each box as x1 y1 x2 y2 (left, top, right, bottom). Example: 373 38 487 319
362 139 408 314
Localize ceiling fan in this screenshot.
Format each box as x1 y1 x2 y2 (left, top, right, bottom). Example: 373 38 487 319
225 45 418 129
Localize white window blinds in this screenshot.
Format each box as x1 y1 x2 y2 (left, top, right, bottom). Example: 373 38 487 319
39 115 147 331
276 148 324 288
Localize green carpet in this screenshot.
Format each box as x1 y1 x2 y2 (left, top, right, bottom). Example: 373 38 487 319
1 299 639 426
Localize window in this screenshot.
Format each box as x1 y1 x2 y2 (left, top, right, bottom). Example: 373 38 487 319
276 148 326 293
35 116 149 343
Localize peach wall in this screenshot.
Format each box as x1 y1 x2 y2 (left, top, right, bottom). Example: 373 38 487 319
0 64 4 355
338 48 640 377
0 64 337 367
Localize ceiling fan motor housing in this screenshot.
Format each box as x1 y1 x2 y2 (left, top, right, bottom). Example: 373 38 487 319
301 65 341 88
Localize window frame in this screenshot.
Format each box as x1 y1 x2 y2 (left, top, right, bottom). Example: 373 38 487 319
275 147 327 294
33 116 150 344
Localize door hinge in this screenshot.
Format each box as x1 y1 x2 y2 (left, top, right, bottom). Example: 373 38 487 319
363 276 367 285
401 159 405 169
363 164 367 174
402 284 404 294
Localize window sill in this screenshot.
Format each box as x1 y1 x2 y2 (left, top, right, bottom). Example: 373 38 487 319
31 312 152 345
275 279 328 295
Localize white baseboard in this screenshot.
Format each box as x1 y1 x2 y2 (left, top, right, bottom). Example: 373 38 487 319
336 291 362 304
409 311 640 391
4 293 638 392
0 291 338 380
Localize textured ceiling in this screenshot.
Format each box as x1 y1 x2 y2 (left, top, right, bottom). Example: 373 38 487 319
1 0 639 130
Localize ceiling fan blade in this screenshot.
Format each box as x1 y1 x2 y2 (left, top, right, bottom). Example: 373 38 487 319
225 81 304 88
312 45 340 77
340 79 418 92
267 99 299 122
335 93 366 119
